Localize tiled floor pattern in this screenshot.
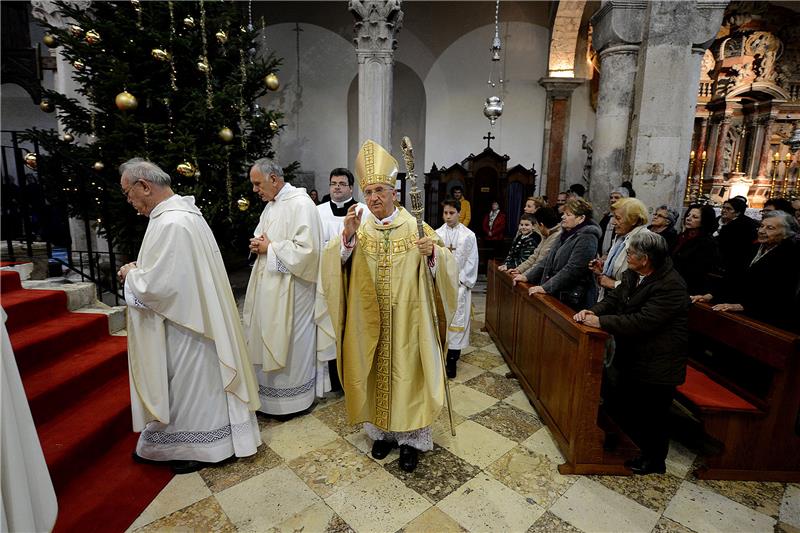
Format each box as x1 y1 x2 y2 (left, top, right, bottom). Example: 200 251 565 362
128 291 799 533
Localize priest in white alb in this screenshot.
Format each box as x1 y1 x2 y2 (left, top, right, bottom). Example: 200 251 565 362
314 168 367 394
117 158 261 475
243 158 323 416
436 197 479 379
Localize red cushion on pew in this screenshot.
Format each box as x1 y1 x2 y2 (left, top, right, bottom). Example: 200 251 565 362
677 366 760 412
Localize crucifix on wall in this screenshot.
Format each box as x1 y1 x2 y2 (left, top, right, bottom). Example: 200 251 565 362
483 131 496 149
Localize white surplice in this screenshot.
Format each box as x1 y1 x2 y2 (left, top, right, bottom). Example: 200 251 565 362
243 183 322 414
436 222 479 349
1 309 58 533
314 199 367 395
125 195 261 463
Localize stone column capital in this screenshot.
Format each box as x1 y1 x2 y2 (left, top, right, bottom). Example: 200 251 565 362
538 78 586 99
590 1 646 54
691 1 730 49
350 0 403 54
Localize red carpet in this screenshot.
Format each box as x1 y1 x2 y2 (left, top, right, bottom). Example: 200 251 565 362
1 269 173 532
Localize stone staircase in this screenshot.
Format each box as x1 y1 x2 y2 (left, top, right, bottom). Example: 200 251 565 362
2 263 126 334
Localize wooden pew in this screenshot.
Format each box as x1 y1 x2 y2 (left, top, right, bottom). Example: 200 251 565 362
485 260 632 475
486 260 800 481
678 303 800 482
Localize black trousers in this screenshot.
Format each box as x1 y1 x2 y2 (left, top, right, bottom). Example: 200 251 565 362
605 377 676 463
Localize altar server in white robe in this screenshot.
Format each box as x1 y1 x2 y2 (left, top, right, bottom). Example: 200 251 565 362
244 158 322 416
1 309 58 532
436 197 479 379
314 168 367 394
117 158 261 475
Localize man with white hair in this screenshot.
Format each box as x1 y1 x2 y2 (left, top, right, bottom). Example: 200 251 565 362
117 158 261 474
243 158 323 417
321 140 458 473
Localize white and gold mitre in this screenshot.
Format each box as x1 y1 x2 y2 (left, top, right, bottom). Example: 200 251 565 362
355 139 398 191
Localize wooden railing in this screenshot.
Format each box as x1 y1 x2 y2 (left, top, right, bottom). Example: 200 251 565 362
485 260 632 475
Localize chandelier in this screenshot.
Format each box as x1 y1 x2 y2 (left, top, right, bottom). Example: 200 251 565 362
483 0 504 126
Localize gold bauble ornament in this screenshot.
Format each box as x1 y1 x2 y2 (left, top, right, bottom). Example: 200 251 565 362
197 59 209 73
73 60 85 71
215 30 228 45
93 161 105 171
269 119 279 132
151 48 171 61
43 33 58 48
183 15 195 29
85 29 101 45
23 153 38 170
61 132 75 143
237 197 250 211
39 99 54 113
115 91 138 111
218 127 234 143
176 161 197 177
69 24 83 37
264 73 280 91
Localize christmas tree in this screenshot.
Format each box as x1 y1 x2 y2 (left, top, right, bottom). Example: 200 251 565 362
26 0 285 262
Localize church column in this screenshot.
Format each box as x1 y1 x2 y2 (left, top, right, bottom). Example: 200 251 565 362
349 0 403 150
538 78 585 200
756 114 776 179
588 1 643 212
624 0 728 210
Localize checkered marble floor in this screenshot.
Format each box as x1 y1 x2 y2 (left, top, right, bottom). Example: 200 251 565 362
128 291 800 533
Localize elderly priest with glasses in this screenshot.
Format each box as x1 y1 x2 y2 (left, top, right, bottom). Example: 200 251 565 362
117 158 261 475
320 140 458 473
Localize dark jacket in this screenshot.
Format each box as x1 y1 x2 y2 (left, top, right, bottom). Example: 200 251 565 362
527 221 601 309
671 231 720 295
721 238 800 333
649 225 678 252
591 258 689 386
504 232 541 269
715 214 758 278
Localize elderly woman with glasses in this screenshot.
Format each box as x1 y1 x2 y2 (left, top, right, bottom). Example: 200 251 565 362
648 205 679 251
589 198 652 301
692 210 800 333
574 231 688 475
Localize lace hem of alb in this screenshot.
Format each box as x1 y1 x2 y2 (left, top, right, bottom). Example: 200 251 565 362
364 422 433 452
141 419 256 449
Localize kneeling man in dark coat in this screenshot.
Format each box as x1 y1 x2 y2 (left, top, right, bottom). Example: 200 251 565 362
574 231 688 475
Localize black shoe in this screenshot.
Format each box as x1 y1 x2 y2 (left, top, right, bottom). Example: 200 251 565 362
171 460 206 474
398 445 419 472
131 451 164 466
371 439 396 460
624 456 666 475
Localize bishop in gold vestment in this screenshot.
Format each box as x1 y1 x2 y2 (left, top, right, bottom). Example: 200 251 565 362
321 140 458 472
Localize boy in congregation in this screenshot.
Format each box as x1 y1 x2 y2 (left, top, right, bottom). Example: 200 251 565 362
498 213 540 272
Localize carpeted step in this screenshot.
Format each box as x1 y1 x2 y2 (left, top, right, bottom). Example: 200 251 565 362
1 268 23 291
38 372 133 492
1 287 69 333
24 336 129 426
52 433 174 533
11 312 111 374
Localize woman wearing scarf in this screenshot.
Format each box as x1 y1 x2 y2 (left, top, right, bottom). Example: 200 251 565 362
671 204 720 296
589 198 652 301
525 198 601 310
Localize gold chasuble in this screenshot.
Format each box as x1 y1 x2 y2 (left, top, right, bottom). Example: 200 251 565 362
322 207 458 432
